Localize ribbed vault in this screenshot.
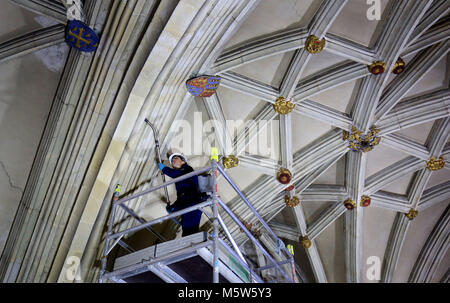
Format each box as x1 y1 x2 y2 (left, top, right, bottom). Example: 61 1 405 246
0 0 448 283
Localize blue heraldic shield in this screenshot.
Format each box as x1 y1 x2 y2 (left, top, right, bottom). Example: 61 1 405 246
65 20 99 52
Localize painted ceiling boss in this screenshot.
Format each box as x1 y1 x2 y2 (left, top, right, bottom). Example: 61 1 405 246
343 126 381 153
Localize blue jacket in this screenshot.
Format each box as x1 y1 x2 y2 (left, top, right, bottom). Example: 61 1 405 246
162 163 200 202
162 163 202 228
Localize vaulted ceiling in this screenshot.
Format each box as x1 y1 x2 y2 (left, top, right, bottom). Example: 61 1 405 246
0 0 449 283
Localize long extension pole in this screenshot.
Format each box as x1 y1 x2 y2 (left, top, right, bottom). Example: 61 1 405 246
144 119 170 207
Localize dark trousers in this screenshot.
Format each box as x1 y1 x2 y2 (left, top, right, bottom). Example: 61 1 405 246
180 208 202 237
171 199 202 237
182 225 199 237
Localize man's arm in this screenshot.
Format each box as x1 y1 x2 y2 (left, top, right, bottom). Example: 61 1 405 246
161 164 193 179
161 166 183 178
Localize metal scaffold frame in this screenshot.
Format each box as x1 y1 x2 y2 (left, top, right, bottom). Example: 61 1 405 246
98 160 298 283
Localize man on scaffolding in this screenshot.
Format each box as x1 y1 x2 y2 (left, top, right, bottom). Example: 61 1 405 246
158 153 205 237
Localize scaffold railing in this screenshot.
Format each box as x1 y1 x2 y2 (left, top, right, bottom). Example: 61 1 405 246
98 160 298 283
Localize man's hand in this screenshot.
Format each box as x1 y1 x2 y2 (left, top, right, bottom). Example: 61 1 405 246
166 204 174 213
158 162 165 170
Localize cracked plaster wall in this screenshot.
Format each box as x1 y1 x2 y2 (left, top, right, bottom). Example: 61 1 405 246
0 48 66 256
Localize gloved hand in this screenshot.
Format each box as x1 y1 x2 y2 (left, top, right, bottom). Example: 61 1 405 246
158 162 165 170
166 204 174 213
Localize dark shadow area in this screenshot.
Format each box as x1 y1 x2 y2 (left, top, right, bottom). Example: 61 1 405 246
283 237 316 283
